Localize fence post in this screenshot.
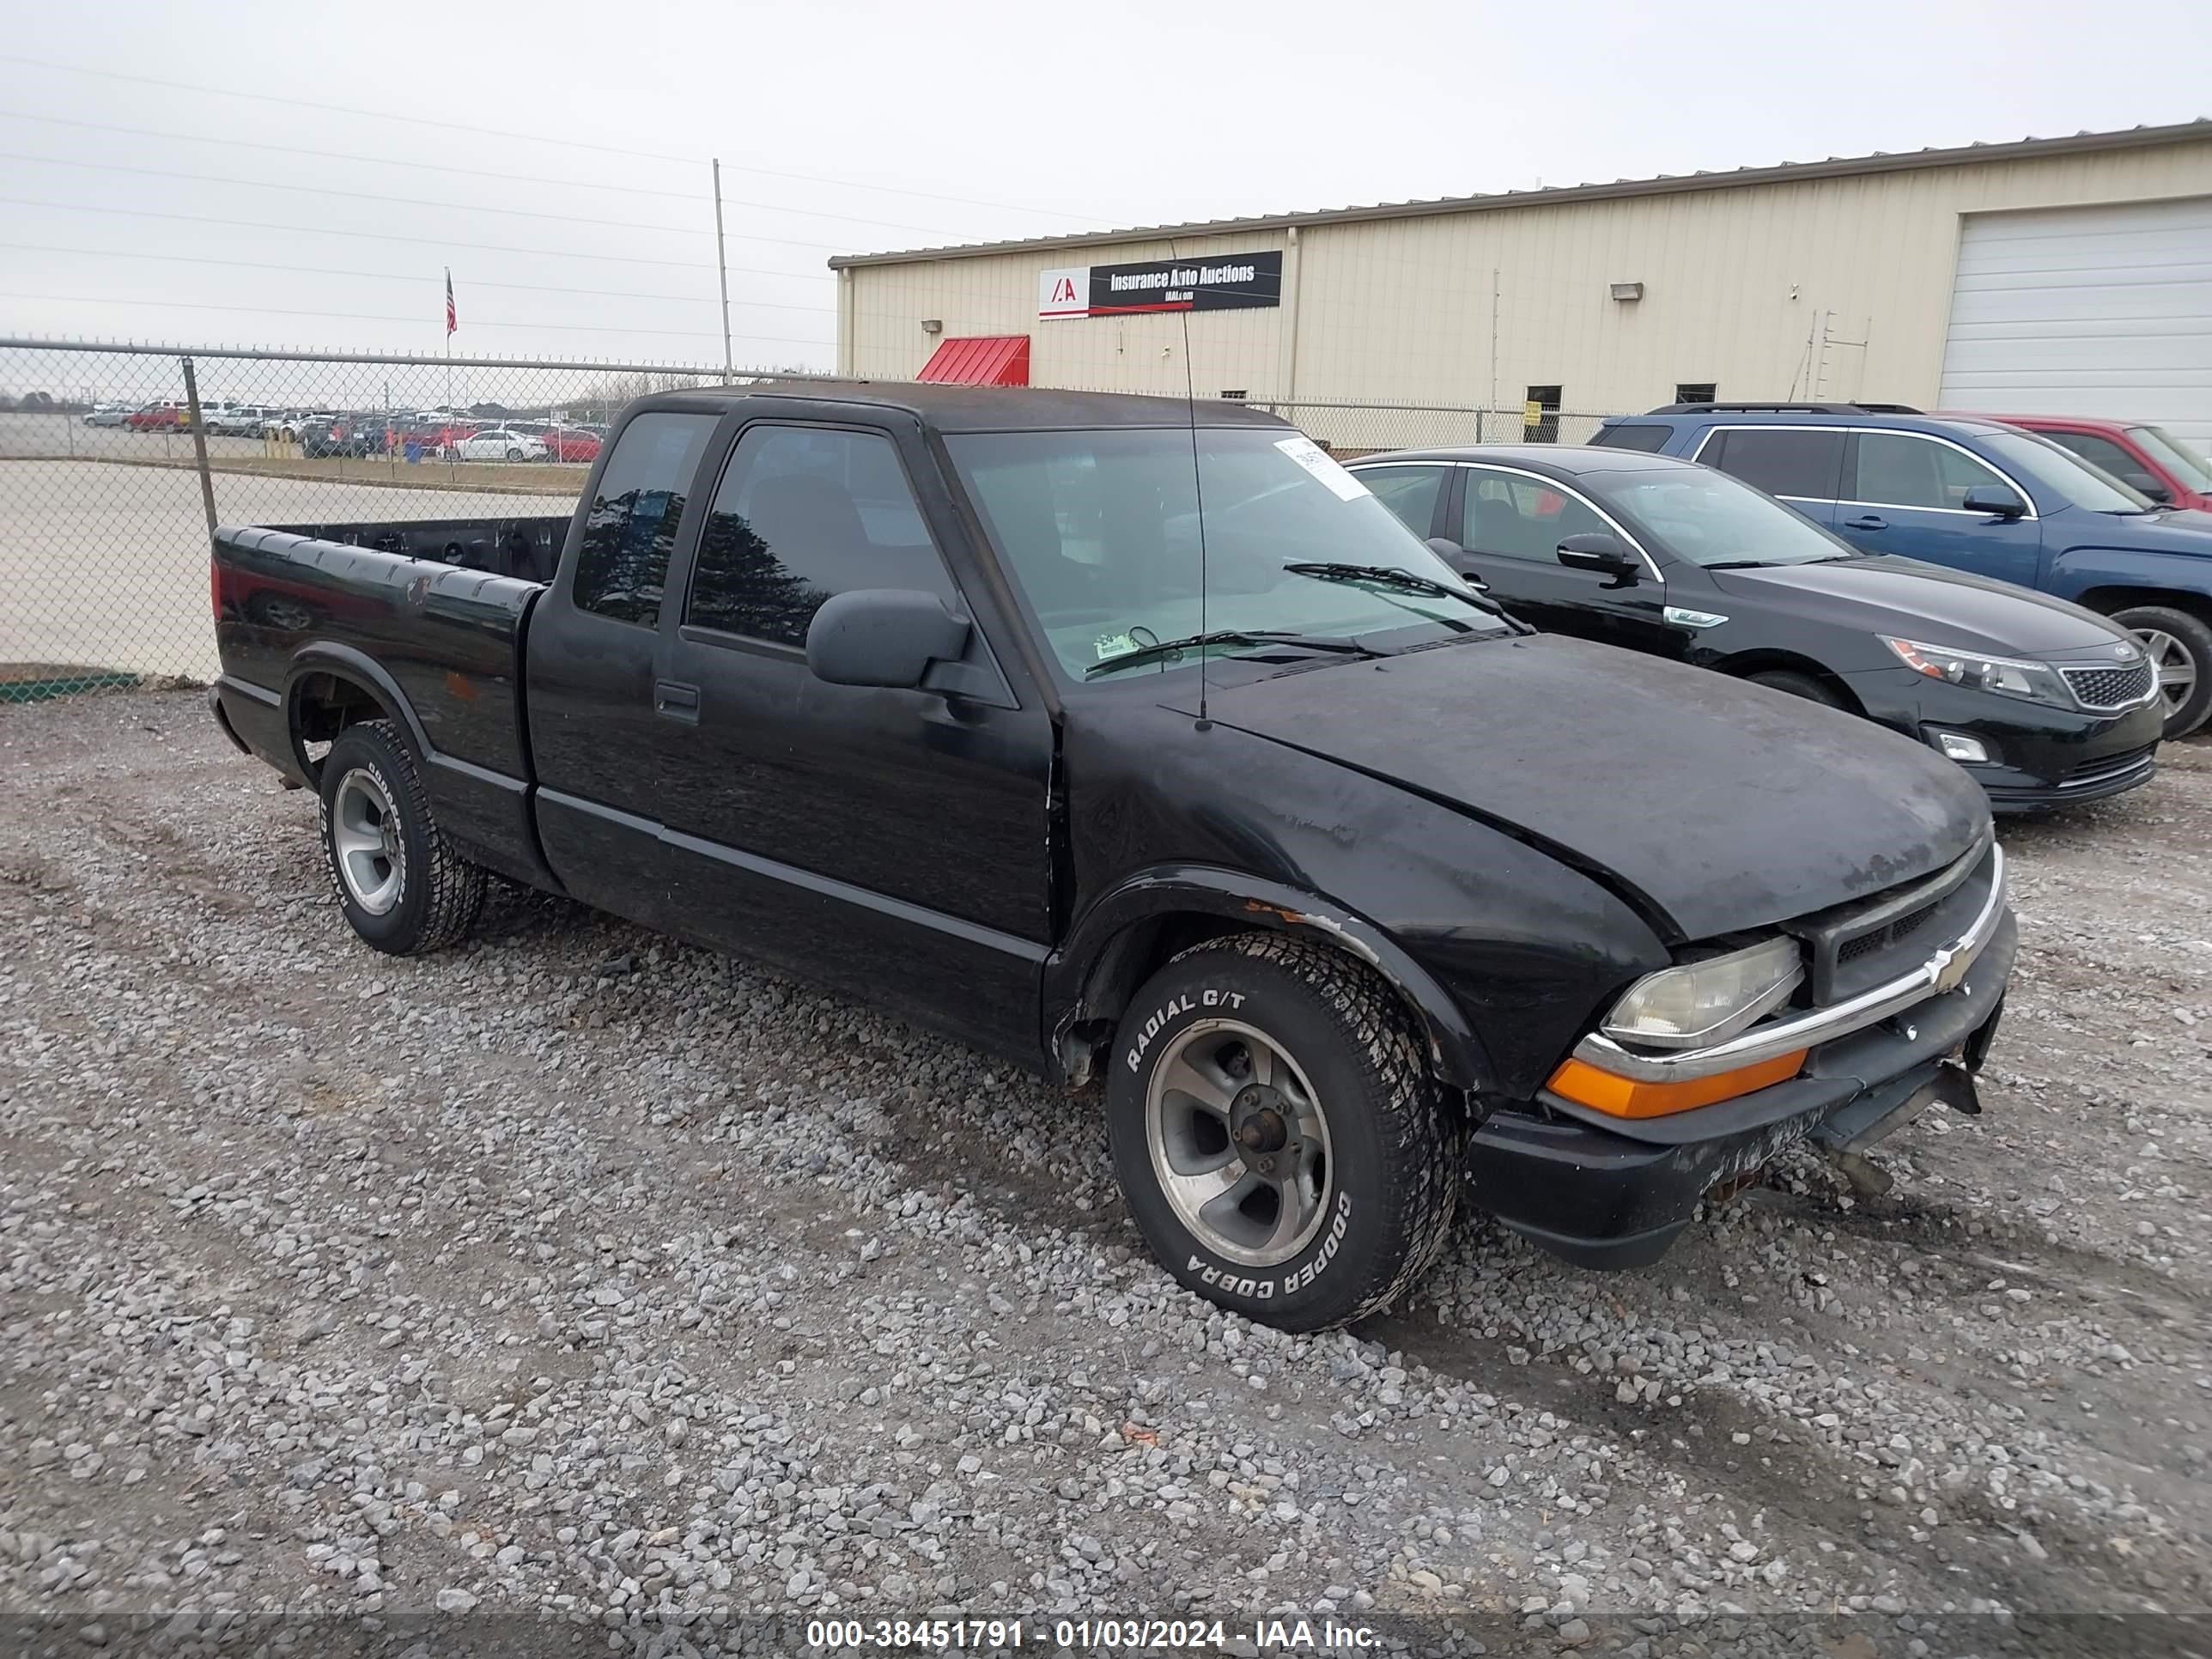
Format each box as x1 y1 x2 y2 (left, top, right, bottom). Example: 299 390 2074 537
179 356 220 539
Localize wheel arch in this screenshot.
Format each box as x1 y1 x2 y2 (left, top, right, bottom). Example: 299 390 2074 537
2069 583 2212 629
1045 866 1497 1097
1711 648 1863 713
284 644 430 788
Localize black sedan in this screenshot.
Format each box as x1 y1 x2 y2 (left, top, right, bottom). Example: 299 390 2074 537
1349 446 2164 811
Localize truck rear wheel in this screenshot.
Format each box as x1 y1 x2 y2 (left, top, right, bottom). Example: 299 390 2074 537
318 720 486 955
1106 933 1458 1332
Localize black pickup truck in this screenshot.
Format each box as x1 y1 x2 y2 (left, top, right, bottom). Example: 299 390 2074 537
209 381 2016 1330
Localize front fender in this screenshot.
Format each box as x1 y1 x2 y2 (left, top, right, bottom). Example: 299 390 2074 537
1044 863 1497 1094
2048 543 2212 606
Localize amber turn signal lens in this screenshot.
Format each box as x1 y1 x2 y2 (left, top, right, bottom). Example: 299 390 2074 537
1546 1049 1808 1119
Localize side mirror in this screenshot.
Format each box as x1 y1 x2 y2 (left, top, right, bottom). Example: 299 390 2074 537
1556 532 1642 585
2135 479 2172 505
805 588 971 690
1961 483 2027 520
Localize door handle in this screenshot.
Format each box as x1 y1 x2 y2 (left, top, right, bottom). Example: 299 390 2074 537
1844 514 1888 531
653 679 700 723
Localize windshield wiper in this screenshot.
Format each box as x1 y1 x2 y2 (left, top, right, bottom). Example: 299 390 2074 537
1083 629 1382 679
1282 560 1489 604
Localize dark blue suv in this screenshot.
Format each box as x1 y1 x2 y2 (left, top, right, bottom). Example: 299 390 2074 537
1595 404 2212 738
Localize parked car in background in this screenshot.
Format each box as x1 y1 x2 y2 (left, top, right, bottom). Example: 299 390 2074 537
206 404 276 437
81 403 130 427
399 419 483 456
208 383 2018 1330
451 427 549 462
1353 446 2162 811
542 425 603 463
1595 403 2212 737
125 402 184 432
1953 414 2212 514
300 416 380 459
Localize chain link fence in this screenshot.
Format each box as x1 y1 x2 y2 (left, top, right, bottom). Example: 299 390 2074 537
0 339 737 697
1243 399 1620 457
0 338 1621 699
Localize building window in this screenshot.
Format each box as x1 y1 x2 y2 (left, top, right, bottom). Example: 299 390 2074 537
1674 382 1717 407
1218 389 1250 401
1522 385 1562 445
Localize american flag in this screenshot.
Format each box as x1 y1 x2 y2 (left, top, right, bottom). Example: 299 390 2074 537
445 269 457 337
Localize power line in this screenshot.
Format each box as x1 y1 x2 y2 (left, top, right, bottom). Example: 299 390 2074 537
0 108 988 240
0 242 838 311
0 52 702 167
0 52 1123 223
0 196 835 275
0 150 872 252
0 290 832 346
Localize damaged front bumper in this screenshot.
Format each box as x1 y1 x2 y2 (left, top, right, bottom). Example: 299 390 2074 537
1467 907 2016 1270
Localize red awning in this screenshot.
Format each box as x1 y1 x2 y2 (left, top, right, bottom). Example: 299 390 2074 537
916 335 1030 386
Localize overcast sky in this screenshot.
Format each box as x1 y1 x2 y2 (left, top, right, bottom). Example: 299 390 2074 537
2 0 2207 374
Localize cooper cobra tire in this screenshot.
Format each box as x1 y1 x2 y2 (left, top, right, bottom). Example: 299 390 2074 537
1106 933 1458 1333
318 720 487 956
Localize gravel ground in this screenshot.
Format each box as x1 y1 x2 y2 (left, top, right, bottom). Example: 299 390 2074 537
1 692 2206 1658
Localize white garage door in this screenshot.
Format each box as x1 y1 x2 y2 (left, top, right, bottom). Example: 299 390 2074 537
1939 197 2212 447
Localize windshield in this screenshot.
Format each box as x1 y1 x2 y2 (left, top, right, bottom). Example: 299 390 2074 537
1980 429 2151 512
948 427 1508 678
2129 426 2212 493
1582 465 1856 567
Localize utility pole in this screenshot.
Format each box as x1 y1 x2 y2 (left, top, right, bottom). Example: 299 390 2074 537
712 158 734 383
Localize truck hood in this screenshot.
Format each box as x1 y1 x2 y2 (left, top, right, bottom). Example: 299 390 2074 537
1708 555 2124 654
1182 633 1987 944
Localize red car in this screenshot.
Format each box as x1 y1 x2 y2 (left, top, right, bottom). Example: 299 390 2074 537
1954 413 2212 512
125 403 184 432
543 426 603 464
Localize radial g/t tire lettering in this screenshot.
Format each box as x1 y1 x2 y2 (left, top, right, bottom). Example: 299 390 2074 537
1106 933 1459 1332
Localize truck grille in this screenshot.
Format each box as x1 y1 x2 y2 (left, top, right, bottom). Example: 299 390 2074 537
1834 899 1940 965
2062 661 2154 710
1792 837 1996 1004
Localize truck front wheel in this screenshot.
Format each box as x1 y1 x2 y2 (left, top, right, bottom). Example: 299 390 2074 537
1106 933 1459 1332
318 720 486 955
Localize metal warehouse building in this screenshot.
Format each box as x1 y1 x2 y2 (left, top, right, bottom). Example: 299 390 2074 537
831 121 2212 445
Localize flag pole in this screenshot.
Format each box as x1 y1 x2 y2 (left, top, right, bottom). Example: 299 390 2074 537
444 266 455 413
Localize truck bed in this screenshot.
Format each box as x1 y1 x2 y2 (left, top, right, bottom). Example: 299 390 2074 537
210 520 551 884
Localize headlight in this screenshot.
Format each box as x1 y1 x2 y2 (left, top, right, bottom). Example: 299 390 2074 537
1601 936 1803 1050
1881 635 2070 708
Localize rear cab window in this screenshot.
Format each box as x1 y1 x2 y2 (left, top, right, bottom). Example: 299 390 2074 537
572 412 720 626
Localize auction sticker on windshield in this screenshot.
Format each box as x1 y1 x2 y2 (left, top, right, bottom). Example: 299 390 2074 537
1274 435 1370 502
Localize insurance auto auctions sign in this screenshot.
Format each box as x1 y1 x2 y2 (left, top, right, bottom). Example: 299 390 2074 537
1038 251 1282 320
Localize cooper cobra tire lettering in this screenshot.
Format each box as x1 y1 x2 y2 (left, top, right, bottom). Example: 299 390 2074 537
1109 937 1457 1332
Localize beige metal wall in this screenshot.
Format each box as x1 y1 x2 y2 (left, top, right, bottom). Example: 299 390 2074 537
840 138 2212 410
